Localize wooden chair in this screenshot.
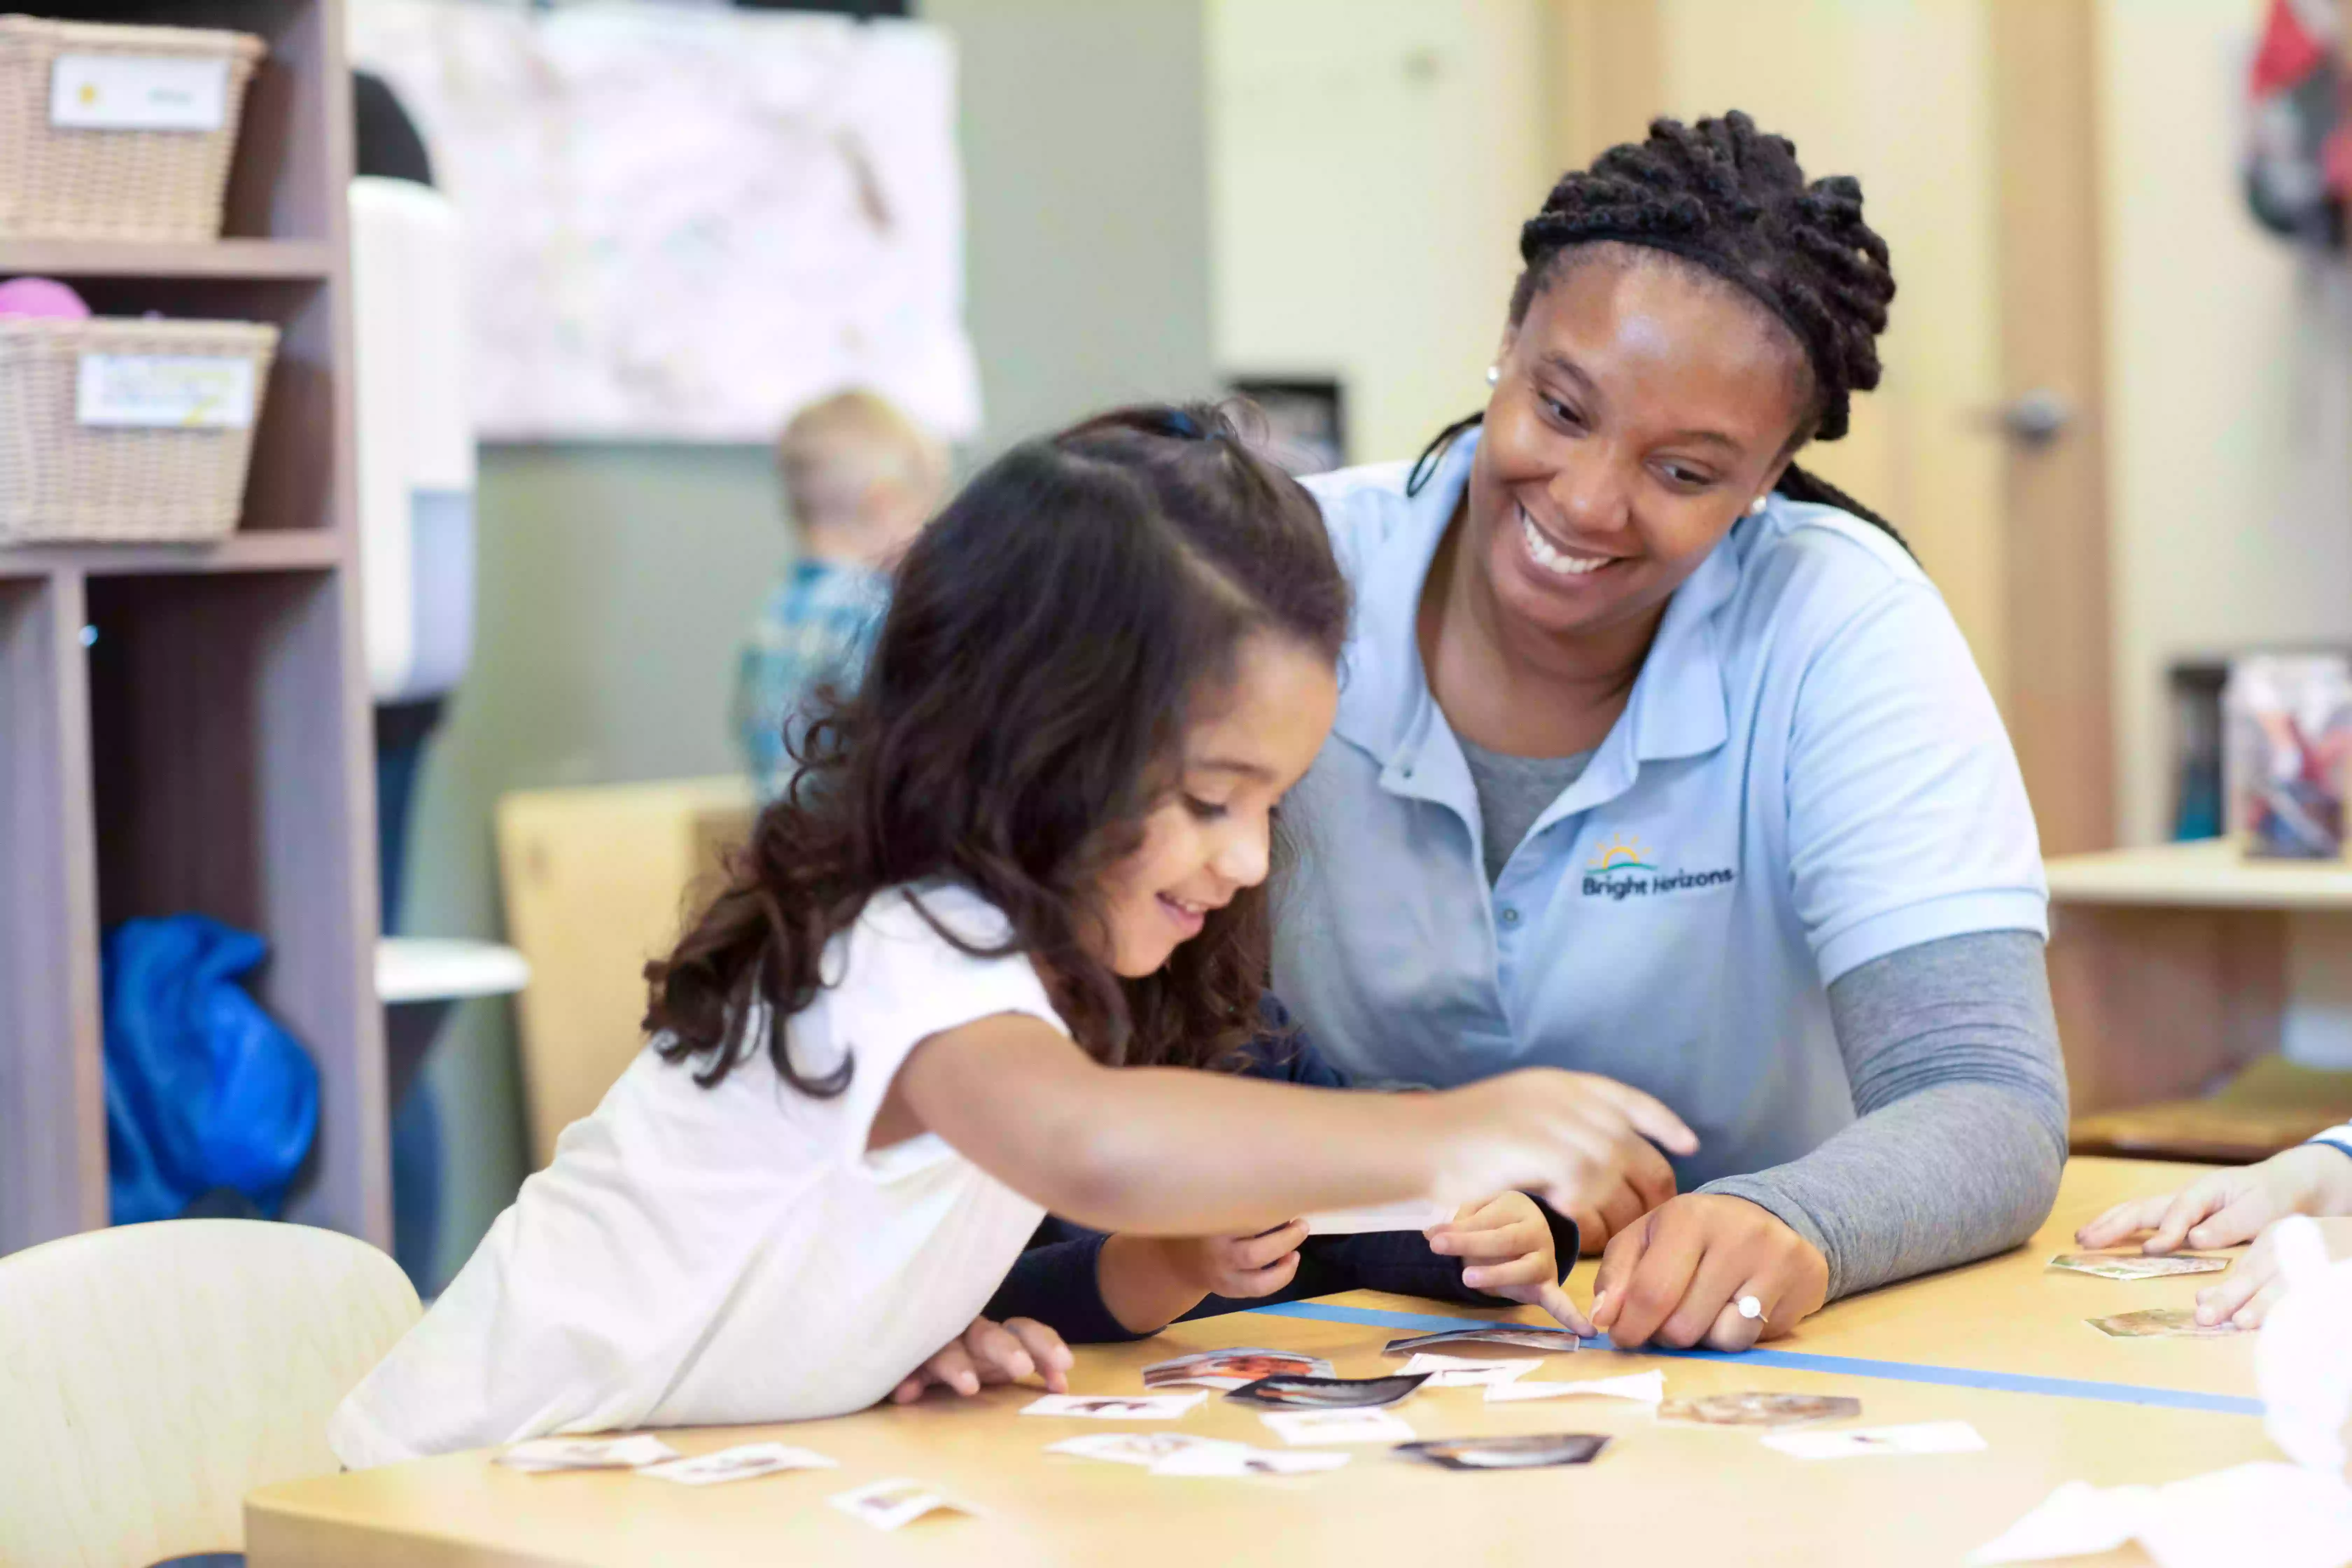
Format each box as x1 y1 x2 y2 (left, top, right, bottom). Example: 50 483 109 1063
0 1219 420 1568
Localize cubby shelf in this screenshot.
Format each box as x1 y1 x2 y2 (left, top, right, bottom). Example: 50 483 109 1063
0 0 385 1260
0 237 336 280
0 530 342 580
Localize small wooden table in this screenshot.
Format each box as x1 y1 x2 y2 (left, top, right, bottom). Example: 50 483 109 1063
246 1158 2273 1567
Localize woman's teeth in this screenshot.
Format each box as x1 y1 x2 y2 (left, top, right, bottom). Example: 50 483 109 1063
1520 508 1608 577
1163 895 1205 917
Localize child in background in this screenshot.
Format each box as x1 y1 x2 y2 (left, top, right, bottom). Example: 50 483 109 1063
733 388 946 800
329 405 1693 1466
2077 1124 2352 1328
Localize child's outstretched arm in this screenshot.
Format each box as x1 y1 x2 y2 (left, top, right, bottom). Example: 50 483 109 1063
890 1013 1696 1242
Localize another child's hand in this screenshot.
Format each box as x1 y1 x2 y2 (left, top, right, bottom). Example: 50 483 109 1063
2194 1215 2352 1329
889 1315 1072 1404
1096 1222 1309 1336
1426 1192 1587 1335
2076 1144 2352 1254
1167 1219 1310 1301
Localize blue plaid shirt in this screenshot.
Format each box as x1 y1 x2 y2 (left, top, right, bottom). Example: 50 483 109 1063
733 558 889 800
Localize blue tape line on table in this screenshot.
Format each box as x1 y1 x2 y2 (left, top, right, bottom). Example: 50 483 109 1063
1245 1299 2263 1418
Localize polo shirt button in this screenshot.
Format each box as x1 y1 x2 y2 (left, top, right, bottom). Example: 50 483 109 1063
1499 907 1520 927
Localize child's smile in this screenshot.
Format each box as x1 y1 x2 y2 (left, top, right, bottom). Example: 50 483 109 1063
1096 631 1339 976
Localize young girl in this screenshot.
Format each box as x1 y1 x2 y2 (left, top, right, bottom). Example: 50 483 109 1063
329 406 1695 1466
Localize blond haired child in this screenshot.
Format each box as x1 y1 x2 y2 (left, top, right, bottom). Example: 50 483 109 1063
734 389 946 799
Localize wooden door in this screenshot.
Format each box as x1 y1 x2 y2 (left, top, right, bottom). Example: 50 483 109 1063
1545 0 2117 856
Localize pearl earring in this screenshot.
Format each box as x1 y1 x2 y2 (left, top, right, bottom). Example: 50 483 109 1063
1485 364 1500 386
1748 495 1769 516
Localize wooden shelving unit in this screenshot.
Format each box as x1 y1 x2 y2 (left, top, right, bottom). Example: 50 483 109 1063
0 0 385 1256
0 237 335 280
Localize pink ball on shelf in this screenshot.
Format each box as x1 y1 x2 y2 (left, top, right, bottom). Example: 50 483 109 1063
0 276 92 320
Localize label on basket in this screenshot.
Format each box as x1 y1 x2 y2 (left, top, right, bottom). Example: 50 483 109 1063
77 355 256 430
50 54 231 132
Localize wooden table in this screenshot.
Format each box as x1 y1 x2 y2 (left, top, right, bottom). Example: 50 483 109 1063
246 1158 2276 1567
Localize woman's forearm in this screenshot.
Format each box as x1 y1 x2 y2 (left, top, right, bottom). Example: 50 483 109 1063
1699 930 2067 1299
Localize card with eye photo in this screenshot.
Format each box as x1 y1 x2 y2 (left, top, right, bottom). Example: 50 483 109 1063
1045 1432 1248 1468
1382 1326 1582 1357
1225 1372 1430 1409
828 1477 969 1533
1655 1392 1861 1429
640 1443 837 1486
2048 1252 2230 1281
1021 1392 1209 1419
1142 1348 1336 1391
1395 1433 1610 1471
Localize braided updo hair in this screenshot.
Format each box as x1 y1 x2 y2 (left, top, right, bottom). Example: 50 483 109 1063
1416 110 1905 547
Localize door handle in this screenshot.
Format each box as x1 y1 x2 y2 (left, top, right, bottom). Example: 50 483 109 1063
1975 388 2074 446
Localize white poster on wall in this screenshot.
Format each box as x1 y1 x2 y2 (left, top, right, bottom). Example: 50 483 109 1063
348 1 978 444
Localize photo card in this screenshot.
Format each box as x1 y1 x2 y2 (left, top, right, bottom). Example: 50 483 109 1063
1142 1348 1335 1391
1395 1433 1610 1470
1224 1373 1430 1410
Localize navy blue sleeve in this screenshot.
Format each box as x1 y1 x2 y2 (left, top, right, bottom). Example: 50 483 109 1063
983 1218 1152 1344
1231 994 1353 1087
1182 1201 1580 1321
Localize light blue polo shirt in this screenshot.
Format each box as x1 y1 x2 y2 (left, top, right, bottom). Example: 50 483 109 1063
1273 431 2048 1190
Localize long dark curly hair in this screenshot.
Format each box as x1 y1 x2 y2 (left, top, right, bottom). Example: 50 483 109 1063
1411 110 1905 549
645 403 1351 1095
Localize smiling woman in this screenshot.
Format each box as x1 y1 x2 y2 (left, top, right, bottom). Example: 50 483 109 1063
1273 111 2068 1353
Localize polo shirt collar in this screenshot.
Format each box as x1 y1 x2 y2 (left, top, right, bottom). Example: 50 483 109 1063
1331 427 1739 782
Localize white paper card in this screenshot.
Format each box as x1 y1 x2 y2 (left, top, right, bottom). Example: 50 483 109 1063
495 1434 680 1471
1045 1433 1246 1469
1486 1370 1665 1405
1398 1353 1539 1388
77 355 257 430
1260 1407 1415 1446
639 1443 836 1485
51 54 230 132
1302 1199 1452 1236
1150 1444 1351 1476
1020 1392 1206 1420
1764 1420 1987 1460
828 1477 967 1532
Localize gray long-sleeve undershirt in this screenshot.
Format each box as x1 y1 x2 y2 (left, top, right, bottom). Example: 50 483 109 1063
1700 929 2068 1301
1457 737 2069 1303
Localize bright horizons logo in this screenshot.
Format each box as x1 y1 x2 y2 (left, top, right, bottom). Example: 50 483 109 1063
1582 834 1734 901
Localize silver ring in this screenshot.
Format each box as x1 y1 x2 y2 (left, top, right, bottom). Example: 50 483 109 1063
1735 1294 1764 1321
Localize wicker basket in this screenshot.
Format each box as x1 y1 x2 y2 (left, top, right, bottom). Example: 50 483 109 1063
0 316 279 544
0 15 266 241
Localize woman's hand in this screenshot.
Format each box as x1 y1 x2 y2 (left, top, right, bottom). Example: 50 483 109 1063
1426 1191 1586 1334
1588 1194 1828 1352
889 1315 1072 1404
1430 1069 1698 1252
2192 1216 2352 1329
2075 1144 2352 1255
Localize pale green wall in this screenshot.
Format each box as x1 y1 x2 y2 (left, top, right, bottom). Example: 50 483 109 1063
401 0 1214 1287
